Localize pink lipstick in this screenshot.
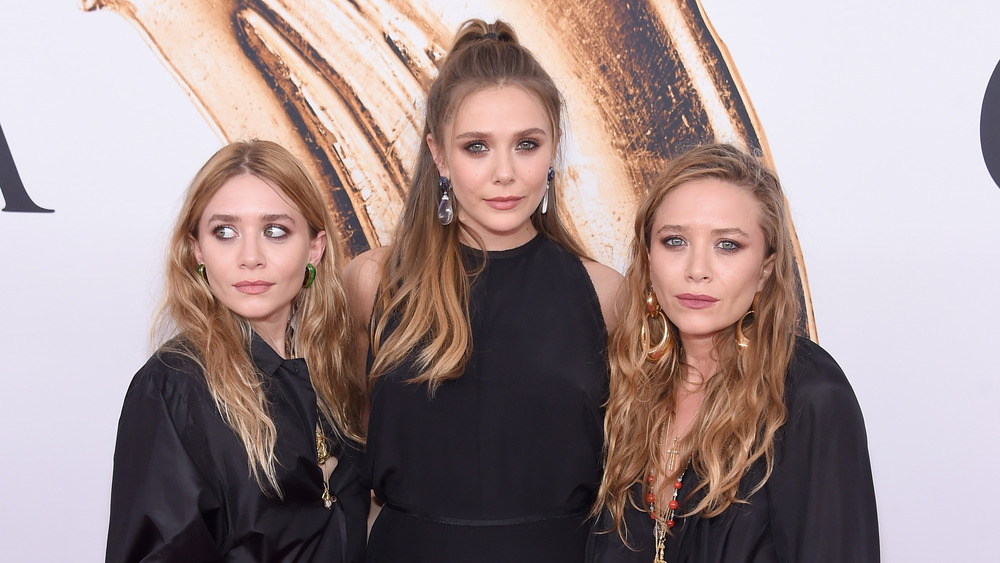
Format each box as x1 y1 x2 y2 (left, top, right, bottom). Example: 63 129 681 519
675 293 718 309
234 281 274 295
485 196 522 210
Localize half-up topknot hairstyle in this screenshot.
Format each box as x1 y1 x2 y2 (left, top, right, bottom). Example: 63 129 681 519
370 19 589 393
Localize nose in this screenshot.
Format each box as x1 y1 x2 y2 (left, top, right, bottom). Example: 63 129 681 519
239 234 264 269
493 150 515 185
686 246 711 282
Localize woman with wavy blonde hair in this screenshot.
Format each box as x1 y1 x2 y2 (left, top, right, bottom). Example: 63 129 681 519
588 143 878 562
345 18 621 563
106 140 368 562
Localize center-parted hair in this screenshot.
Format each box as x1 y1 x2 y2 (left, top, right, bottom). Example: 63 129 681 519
595 143 800 540
369 19 590 392
155 139 366 494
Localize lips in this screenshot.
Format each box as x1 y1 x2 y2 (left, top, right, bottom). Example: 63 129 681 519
484 196 523 210
234 281 274 295
675 293 718 309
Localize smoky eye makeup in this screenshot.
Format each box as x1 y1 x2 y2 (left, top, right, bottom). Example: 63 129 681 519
213 225 238 240
263 225 290 239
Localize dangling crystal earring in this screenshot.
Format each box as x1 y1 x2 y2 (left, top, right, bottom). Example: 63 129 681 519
541 166 554 214
437 176 454 225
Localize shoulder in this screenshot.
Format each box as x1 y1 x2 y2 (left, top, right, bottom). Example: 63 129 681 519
580 259 624 331
343 246 390 323
783 337 865 427
123 346 210 411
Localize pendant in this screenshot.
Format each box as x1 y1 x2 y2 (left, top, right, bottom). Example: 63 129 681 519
653 519 666 563
322 483 333 509
437 192 454 225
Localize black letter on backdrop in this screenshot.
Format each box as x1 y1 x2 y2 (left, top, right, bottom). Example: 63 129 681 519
982 59 1000 190
0 122 53 213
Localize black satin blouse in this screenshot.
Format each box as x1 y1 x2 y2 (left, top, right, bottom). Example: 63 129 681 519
587 337 879 562
106 335 367 563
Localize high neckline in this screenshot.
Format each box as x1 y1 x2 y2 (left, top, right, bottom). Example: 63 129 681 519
461 232 544 260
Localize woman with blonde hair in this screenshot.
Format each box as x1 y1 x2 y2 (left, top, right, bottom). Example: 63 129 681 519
345 18 621 563
106 140 368 562
588 143 878 561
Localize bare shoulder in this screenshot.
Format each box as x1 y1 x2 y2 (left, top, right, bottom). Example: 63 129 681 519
343 246 391 324
581 259 624 331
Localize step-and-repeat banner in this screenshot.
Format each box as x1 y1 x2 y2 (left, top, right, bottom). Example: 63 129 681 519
2 1 998 560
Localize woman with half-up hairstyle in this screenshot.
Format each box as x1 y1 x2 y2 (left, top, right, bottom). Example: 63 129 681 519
587 143 878 562
344 18 621 562
106 140 368 563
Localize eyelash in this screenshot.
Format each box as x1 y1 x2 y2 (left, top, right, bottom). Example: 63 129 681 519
461 139 540 154
213 225 237 240
659 236 742 252
717 240 740 252
211 225 289 240
264 225 289 240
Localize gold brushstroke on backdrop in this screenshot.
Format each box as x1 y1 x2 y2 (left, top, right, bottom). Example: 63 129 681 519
81 0 816 338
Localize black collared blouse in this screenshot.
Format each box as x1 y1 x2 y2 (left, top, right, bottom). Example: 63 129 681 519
106 335 367 563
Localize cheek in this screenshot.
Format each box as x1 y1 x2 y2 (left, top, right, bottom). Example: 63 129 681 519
647 251 671 296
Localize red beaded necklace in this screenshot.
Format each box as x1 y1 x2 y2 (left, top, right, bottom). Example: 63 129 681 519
646 469 686 563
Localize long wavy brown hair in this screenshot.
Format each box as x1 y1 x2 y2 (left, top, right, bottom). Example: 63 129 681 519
595 143 800 539
154 140 366 494
369 19 590 392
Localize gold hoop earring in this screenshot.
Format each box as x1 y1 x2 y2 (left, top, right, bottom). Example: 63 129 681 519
641 286 671 362
736 292 761 349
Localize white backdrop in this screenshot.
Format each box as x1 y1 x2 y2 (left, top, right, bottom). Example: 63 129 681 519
1 1 998 561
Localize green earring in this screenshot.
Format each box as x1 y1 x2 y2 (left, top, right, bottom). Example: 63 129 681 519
197 264 208 282
303 263 316 288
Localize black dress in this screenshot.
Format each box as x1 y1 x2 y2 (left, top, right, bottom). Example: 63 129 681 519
586 337 879 562
365 235 609 562
106 334 367 563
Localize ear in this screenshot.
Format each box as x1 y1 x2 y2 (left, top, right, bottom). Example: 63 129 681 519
309 230 327 266
426 134 449 178
190 233 204 264
757 254 776 292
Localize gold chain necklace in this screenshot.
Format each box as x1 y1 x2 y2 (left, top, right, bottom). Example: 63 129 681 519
315 420 333 509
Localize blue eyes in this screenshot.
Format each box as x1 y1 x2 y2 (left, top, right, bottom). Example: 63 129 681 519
659 236 741 252
212 225 289 241
462 139 539 154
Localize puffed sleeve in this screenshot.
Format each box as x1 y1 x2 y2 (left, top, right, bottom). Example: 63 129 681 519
767 339 880 562
105 356 226 563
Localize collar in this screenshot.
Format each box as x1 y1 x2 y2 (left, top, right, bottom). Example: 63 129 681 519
249 331 284 377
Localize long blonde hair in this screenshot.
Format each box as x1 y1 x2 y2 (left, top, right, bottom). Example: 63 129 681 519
596 143 800 537
370 19 590 392
155 140 366 494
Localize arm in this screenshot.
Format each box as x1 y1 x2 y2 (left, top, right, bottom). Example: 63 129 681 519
581 260 624 332
341 246 389 429
106 362 225 563
767 341 880 562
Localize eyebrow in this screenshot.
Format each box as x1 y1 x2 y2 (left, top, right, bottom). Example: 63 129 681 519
655 225 751 238
206 213 296 224
454 127 549 140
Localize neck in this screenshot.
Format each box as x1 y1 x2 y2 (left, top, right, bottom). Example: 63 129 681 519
253 322 287 358
459 222 538 251
678 334 717 385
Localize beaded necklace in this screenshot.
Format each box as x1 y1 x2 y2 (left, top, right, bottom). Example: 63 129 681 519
646 469 685 563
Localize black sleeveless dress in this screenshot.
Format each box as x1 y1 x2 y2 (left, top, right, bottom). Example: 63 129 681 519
365 235 609 562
